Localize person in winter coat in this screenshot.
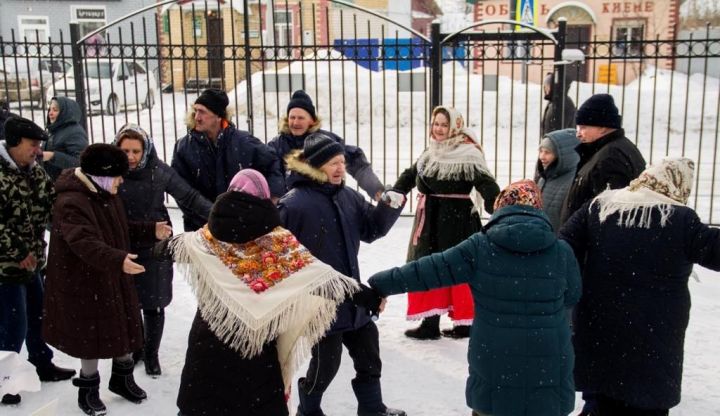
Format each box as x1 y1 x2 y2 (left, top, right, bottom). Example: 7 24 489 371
0 117 75 407
389 106 500 340
534 128 580 232
42 96 88 181
172 88 285 231
369 180 581 416
168 169 358 416
268 90 385 200
113 123 212 377
278 133 406 416
43 144 172 416
0 99 17 140
541 73 576 137
559 93 646 225
559 157 720 416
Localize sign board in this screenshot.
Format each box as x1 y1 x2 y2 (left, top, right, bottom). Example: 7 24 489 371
515 0 537 28
598 64 618 84
70 5 106 22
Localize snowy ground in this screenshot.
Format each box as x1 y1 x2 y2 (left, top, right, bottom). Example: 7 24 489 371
5 210 720 416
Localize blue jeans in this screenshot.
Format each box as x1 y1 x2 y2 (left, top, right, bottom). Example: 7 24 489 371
0 271 53 368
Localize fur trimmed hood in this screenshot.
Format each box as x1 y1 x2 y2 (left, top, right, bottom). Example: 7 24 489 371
185 105 236 130
284 149 332 184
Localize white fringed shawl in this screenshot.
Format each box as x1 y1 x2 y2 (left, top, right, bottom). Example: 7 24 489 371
592 187 683 228
171 230 358 389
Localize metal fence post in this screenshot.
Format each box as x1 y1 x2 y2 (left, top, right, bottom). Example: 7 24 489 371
550 19 567 132
430 21 441 110
69 23 87 130
242 0 253 134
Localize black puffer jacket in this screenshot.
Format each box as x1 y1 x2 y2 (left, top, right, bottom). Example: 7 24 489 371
43 97 88 181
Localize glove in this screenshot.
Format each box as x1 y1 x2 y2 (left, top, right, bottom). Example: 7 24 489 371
351 283 384 316
381 190 405 209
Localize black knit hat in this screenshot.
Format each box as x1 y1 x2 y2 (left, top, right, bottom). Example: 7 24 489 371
575 93 622 129
195 88 229 119
287 90 316 120
3 116 48 147
208 191 282 244
302 133 344 168
81 143 129 177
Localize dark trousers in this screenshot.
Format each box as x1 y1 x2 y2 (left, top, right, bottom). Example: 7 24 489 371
596 395 669 416
0 271 53 367
299 321 382 412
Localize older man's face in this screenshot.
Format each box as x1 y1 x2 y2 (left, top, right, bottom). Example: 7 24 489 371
576 125 614 144
9 138 43 167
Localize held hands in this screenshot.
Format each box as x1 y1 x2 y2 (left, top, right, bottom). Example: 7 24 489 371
42 151 54 162
381 190 405 209
351 284 386 316
155 221 173 240
18 253 38 271
123 254 146 274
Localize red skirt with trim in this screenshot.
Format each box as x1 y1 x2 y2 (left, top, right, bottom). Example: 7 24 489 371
406 283 474 323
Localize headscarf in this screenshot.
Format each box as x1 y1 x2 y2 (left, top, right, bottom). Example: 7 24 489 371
593 157 695 228
112 123 154 170
227 168 271 199
493 179 543 211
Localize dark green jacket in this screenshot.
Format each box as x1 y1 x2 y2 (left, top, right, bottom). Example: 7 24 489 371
369 205 581 416
43 96 88 181
0 141 55 283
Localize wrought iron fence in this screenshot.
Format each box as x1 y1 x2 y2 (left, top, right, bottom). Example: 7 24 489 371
1 0 719 223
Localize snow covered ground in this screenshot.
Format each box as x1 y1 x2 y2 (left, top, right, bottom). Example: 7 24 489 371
5 210 720 416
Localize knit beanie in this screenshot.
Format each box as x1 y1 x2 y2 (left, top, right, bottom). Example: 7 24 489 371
3 116 48 147
575 93 622 129
195 88 229 119
539 136 556 155
80 143 129 177
493 179 543 211
227 168 271 199
302 132 344 168
287 90 317 120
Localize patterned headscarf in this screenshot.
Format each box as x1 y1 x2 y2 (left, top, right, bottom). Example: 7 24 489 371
627 157 694 204
112 123 154 170
430 106 478 145
493 179 543 211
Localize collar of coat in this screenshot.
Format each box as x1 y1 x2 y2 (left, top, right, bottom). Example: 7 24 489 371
576 128 626 159
284 149 332 184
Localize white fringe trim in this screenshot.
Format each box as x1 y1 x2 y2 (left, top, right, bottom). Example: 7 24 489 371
593 187 682 229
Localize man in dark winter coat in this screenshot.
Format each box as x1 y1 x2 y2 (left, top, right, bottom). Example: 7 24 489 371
172 88 285 231
0 117 75 406
541 73 576 136
278 133 406 416
559 93 646 225
42 96 88 181
268 90 385 200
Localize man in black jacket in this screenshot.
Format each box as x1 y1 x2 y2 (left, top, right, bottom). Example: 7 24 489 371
559 93 646 226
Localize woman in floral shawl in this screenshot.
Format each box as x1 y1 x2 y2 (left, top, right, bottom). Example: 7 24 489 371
169 169 357 416
390 106 500 339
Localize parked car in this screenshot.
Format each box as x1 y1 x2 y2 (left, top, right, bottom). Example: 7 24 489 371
48 59 157 115
0 56 72 107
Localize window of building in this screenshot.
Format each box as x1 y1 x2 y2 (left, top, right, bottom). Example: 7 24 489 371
17 16 49 42
613 20 644 57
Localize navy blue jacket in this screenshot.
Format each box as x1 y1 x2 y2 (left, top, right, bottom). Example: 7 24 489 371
43 97 88 181
268 128 384 199
172 122 285 231
560 200 720 409
278 154 401 332
370 205 581 416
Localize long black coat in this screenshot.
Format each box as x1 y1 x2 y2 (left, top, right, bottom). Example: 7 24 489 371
560 201 720 409
43 97 88 181
118 147 212 309
559 129 645 225
278 155 401 333
172 122 285 231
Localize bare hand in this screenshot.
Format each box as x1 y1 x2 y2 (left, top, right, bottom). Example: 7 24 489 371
155 221 172 240
18 253 37 271
42 151 54 162
123 254 145 274
378 298 387 314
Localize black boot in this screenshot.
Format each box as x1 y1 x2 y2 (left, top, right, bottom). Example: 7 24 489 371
441 325 471 339
1 394 21 405
143 308 165 377
108 359 147 403
404 315 440 340
72 372 106 416
36 362 76 381
131 348 143 366
296 377 326 416
352 378 406 416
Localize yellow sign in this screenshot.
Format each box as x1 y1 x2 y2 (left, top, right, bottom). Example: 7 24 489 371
515 0 537 29
598 64 618 85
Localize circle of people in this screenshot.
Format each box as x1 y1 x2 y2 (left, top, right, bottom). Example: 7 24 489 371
0 88 715 416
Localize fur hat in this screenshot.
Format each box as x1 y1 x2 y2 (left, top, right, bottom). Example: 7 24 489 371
3 116 48 147
195 88 229 119
208 191 281 244
575 93 622 129
302 132 344 168
80 143 129 177
228 168 271 199
287 90 316 120
494 179 543 211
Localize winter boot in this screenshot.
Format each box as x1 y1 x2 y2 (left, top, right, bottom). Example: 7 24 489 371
36 362 76 381
352 378 407 416
143 309 165 377
1 394 21 405
441 325 471 339
404 315 440 340
72 372 106 416
131 348 143 366
297 377 326 416
108 359 147 403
